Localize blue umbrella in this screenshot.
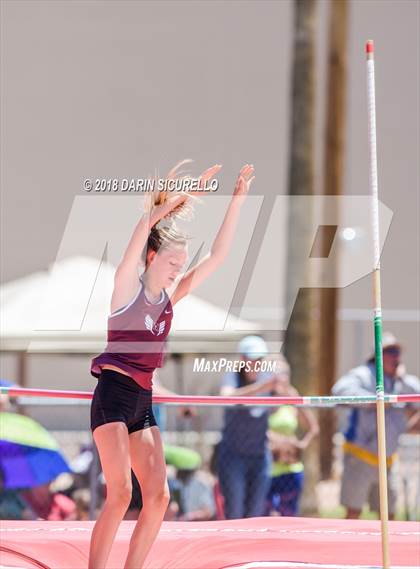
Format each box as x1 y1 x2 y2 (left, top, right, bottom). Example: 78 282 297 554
0 411 72 490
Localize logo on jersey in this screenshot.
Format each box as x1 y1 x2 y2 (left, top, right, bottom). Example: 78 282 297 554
145 314 166 336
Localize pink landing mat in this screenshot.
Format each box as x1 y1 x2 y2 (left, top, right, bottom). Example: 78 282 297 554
1 517 419 569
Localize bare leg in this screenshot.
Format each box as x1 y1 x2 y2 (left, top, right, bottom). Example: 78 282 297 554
88 422 132 569
123 426 170 569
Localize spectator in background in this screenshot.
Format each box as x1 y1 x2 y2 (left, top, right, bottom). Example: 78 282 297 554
72 488 91 521
164 445 214 521
266 356 319 517
21 482 77 521
172 468 215 521
332 332 420 519
216 335 278 519
166 467 215 522
0 467 36 520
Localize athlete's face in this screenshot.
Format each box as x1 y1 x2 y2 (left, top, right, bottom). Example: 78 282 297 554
382 346 401 378
241 356 262 382
149 245 188 288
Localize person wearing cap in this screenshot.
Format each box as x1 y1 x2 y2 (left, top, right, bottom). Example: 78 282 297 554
216 335 279 519
332 332 420 519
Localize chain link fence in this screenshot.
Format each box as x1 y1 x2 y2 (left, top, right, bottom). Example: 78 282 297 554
1 397 418 522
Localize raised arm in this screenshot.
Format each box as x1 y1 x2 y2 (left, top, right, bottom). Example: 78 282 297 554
171 164 255 305
110 191 189 314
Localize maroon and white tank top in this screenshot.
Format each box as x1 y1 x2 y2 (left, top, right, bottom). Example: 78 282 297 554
90 276 173 390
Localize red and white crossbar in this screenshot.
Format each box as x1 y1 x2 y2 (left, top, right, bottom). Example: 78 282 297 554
1 387 419 407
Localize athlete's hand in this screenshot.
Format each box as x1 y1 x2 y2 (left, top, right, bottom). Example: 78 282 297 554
148 193 189 226
233 164 255 204
198 164 222 191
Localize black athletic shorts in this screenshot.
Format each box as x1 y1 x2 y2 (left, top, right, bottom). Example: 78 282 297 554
90 368 157 434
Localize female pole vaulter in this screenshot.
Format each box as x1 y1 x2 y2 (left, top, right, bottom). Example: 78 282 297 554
88 161 254 569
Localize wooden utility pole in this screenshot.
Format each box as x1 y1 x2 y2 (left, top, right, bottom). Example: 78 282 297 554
284 0 317 395
284 0 318 513
319 0 348 480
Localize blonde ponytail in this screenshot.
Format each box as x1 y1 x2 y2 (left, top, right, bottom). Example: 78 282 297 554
148 159 203 224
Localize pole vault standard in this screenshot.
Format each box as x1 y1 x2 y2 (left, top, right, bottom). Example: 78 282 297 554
366 39 390 569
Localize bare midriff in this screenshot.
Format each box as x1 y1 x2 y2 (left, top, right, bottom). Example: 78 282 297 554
100 364 132 377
